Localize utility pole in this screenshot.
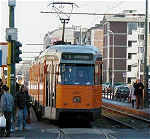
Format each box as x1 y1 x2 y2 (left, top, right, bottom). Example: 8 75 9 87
6 0 22 120
143 0 149 107
9 2 16 98
7 0 16 121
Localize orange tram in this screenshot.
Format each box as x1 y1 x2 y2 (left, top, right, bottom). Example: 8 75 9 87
29 44 103 122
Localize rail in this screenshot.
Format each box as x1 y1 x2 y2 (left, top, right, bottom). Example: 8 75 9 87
102 106 150 134
93 126 117 139
54 125 70 139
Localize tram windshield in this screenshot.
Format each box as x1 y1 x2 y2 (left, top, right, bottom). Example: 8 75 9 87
58 64 94 85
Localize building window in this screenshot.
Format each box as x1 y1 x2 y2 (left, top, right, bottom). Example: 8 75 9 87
140 47 144 53
138 35 144 40
128 23 138 34
141 59 144 64
128 65 131 71
128 78 131 84
128 41 137 47
128 53 132 59
138 22 145 28
128 41 132 47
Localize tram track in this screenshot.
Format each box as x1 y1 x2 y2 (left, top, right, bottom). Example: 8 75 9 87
93 126 117 139
102 105 150 134
54 122 117 139
54 125 70 139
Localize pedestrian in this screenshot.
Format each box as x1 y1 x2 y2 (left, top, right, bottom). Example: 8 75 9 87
25 90 31 124
14 84 30 131
0 85 14 137
133 78 144 109
16 78 20 93
0 78 4 99
129 81 136 107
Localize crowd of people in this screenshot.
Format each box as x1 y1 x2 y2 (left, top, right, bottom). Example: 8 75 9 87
0 78 30 138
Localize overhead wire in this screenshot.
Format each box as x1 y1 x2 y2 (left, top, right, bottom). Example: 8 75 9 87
35 1 125 44
35 15 58 43
85 0 125 28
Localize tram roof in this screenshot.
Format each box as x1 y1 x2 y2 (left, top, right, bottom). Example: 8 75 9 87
30 44 102 65
42 44 101 56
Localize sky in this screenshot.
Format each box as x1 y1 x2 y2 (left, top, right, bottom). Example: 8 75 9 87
0 0 149 64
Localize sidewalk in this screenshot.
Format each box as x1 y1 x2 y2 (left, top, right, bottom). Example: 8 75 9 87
102 98 150 120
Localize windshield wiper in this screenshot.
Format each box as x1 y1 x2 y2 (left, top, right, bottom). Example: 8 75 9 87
60 64 75 75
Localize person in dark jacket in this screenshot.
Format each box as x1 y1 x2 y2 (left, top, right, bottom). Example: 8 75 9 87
0 78 4 100
16 81 20 93
133 78 144 109
14 84 30 131
0 85 14 137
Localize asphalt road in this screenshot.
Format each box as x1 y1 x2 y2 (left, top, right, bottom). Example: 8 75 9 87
5 108 150 139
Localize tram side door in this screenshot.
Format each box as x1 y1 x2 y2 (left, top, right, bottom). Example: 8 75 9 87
49 63 57 119
45 64 51 117
45 62 56 119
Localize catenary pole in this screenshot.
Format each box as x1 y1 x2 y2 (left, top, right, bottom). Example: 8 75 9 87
143 0 149 107
8 0 16 120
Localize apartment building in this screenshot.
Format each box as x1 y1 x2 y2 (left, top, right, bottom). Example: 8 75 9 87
82 24 103 52
43 26 87 50
102 10 150 85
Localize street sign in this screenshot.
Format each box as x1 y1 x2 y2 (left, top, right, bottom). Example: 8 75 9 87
6 28 18 41
8 0 16 7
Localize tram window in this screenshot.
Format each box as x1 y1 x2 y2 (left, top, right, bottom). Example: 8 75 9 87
46 79 48 107
59 64 94 85
95 64 102 85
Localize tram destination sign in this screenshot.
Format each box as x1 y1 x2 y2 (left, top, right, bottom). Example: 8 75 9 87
62 53 93 61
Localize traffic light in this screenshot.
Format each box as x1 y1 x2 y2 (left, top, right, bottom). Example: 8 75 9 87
12 40 22 63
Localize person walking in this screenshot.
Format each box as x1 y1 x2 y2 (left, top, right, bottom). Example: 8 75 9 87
0 85 14 137
129 81 136 107
133 78 144 109
0 78 4 99
16 79 20 93
14 84 30 131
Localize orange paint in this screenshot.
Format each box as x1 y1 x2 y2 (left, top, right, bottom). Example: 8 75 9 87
56 84 102 109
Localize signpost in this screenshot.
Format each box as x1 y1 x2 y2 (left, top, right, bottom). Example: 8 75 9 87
6 0 22 120
123 73 126 86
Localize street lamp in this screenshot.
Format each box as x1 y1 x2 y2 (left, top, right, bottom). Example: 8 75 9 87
108 30 114 86
108 30 115 100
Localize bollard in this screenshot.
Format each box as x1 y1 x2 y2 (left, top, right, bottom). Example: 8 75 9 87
112 88 114 100
110 90 112 99
123 90 125 102
104 90 105 98
107 90 108 99
120 92 121 102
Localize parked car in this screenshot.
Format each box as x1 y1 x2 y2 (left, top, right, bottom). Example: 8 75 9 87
114 86 129 99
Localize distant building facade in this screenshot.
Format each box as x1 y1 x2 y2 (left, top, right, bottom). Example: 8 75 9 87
102 10 150 85
43 26 87 50
81 24 103 53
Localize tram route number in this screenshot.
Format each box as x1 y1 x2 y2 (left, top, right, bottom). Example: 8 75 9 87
72 91 83 95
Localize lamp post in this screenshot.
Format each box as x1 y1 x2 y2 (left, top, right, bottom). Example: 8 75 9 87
143 0 149 107
108 30 115 99
108 30 114 86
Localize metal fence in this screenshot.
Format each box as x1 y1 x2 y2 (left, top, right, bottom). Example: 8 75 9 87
102 89 130 103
